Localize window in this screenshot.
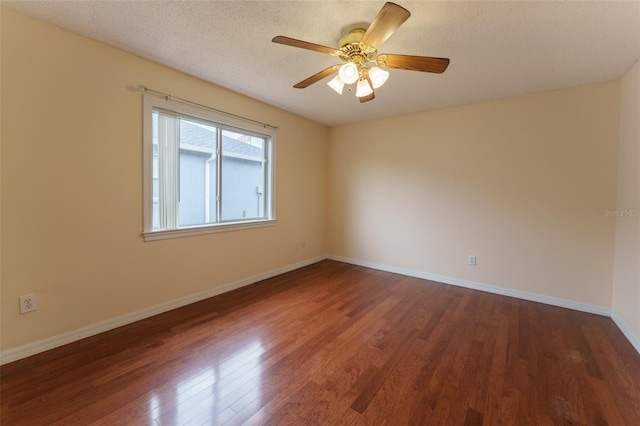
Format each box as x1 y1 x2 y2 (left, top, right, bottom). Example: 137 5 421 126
143 95 275 241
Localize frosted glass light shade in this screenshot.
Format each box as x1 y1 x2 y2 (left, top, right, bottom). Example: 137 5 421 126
327 75 345 94
368 67 389 89
356 79 373 97
338 63 359 84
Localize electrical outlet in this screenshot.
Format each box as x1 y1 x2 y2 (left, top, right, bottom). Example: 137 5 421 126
19 293 37 314
468 255 477 266
301 240 306 249
295 241 300 251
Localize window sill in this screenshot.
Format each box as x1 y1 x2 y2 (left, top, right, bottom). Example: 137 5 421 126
142 219 276 242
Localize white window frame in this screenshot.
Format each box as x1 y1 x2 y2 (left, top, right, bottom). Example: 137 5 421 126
142 95 276 241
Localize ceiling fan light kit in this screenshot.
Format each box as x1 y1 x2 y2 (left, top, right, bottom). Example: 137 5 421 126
368 66 389 89
338 62 360 85
356 79 374 97
272 2 450 103
329 63 387 96
327 75 346 94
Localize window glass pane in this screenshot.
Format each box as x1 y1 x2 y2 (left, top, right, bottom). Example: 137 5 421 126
178 118 218 227
145 96 274 239
221 129 266 221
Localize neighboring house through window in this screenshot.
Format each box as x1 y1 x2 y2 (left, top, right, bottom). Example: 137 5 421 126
143 95 275 241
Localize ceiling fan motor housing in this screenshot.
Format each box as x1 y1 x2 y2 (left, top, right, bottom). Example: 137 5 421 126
337 28 378 67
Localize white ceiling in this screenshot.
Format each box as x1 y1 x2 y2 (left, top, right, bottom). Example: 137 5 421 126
4 1 640 127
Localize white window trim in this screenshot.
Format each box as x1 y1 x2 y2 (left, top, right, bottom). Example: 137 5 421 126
142 95 276 242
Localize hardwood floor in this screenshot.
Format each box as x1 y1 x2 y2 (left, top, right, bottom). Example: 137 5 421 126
2 260 639 425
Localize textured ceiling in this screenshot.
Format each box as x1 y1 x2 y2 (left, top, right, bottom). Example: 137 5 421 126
4 1 640 126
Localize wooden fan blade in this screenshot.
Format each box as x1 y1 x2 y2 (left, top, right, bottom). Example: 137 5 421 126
377 54 450 73
359 91 375 103
293 65 340 88
272 36 338 55
360 2 411 49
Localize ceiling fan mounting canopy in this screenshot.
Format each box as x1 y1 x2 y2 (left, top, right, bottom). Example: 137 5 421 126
272 2 450 103
338 28 366 48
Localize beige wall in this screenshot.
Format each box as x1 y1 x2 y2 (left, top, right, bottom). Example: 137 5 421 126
328 82 620 308
0 9 327 351
612 59 640 343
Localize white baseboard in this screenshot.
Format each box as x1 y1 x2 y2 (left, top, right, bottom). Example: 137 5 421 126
0 256 326 365
4 254 637 364
326 255 612 317
611 310 640 354
330 255 640 355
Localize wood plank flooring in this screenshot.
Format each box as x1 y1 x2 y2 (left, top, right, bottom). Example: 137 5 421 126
2 260 639 425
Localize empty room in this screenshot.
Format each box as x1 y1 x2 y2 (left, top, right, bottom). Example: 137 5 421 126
1 1 639 424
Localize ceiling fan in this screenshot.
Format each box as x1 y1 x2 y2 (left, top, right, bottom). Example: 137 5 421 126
272 2 450 103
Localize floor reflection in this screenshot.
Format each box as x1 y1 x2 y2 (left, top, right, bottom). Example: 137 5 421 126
149 394 161 422
150 338 264 425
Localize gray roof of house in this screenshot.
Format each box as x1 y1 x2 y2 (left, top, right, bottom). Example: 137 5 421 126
153 113 264 157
